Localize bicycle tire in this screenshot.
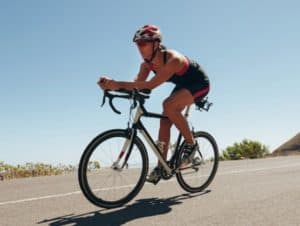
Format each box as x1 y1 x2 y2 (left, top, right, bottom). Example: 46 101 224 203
78 129 148 208
176 131 219 193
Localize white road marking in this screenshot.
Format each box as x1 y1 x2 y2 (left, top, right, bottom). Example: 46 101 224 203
0 191 80 206
1 162 300 207
218 163 300 176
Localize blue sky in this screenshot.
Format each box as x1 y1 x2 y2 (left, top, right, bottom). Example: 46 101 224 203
1 0 299 165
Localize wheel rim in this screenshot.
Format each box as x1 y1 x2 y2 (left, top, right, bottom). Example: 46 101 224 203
177 133 218 192
80 132 147 206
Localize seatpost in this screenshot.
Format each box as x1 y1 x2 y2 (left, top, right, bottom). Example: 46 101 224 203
184 105 191 119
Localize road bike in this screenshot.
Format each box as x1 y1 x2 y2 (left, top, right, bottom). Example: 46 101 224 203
78 89 219 209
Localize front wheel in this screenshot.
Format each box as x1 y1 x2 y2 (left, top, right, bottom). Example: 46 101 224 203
176 131 219 193
78 129 148 208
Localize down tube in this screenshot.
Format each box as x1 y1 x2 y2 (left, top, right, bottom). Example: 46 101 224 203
136 121 172 174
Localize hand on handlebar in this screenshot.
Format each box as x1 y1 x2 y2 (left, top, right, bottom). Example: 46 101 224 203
97 76 119 90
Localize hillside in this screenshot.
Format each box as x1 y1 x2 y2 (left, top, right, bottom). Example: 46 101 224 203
271 133 300 156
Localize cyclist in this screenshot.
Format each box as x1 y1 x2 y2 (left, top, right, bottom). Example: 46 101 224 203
98 24 210 184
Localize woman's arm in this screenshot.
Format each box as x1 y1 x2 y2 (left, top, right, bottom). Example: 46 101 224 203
98 53 183 91
134 62 151 82
115 57 181 90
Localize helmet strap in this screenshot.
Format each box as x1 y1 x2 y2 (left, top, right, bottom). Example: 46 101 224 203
144 41 160 63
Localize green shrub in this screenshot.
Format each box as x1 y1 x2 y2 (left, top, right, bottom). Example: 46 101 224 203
221 139 269 160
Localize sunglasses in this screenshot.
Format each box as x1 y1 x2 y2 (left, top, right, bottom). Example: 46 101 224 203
136 40 152 47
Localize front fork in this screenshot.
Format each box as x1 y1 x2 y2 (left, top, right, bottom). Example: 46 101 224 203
111 128 136 171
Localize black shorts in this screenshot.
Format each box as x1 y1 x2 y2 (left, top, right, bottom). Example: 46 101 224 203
171 84 210 102
168 58 210 101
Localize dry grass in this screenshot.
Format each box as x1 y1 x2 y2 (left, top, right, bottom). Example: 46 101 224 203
0 162 76 180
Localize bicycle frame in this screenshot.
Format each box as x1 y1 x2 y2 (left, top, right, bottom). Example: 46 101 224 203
78 89 218 209
117 103 192 175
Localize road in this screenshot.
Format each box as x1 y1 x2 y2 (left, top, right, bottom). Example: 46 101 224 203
1 156 300 226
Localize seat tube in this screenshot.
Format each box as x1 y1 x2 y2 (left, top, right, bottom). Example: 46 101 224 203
184 105 191 119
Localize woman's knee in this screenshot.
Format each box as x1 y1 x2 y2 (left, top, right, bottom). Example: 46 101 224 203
163 99 176 115
160 117 172 128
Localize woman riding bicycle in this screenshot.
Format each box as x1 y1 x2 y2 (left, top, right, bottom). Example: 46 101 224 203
98 24 210 184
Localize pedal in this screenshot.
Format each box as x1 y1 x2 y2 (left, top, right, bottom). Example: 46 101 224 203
191 157 202 171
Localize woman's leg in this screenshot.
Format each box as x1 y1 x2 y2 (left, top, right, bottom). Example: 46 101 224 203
157 89 195 160
158 116 173 161
147 89 195 183
162 89 195 145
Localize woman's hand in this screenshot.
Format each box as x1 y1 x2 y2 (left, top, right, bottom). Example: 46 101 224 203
97 76 119 90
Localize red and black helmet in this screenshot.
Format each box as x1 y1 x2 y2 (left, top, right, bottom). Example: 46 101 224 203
133 25 162 42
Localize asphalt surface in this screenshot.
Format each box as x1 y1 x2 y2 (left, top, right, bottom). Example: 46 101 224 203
1 156 300 226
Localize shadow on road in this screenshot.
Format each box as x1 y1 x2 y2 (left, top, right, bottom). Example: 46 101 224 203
38 190 210 226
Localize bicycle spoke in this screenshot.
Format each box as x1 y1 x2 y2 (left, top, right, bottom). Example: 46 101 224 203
78 130 148 208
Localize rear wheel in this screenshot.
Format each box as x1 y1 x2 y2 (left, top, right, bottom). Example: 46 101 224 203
176 131 219 193
78 129 148 208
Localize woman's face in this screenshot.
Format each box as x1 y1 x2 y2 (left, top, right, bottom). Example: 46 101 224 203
136 40 155 60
